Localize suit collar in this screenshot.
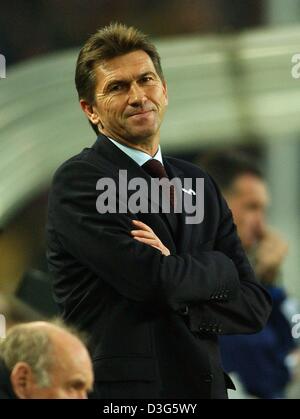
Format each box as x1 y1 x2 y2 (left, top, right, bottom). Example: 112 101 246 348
92 134 185 178
163 157 185 179
92 134 145 177
107 137 163 167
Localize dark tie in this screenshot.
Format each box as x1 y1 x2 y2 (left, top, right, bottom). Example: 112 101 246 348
142 159 174 209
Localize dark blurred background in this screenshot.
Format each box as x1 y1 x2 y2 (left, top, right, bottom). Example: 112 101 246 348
1 0 264 66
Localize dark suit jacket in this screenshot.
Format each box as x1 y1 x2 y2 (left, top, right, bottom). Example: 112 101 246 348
46 134 272 399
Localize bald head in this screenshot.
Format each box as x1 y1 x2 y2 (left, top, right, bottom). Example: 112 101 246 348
22 320 86 354
0 321 94 399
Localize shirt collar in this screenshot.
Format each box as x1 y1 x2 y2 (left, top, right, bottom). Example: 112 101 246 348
107 137 163 167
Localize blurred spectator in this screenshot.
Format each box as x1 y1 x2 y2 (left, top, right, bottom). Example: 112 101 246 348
0 320 93 399
200 149 299 398
200 149 268 252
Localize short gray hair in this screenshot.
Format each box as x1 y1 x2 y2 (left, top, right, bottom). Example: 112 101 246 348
0 324 53 387
0 319 88 388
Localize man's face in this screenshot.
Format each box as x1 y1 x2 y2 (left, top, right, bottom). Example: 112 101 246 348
225 174 269 251
31 348 93 399
12 344 94 399
83 50 168 145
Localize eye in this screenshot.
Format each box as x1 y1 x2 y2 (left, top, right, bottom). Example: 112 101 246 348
141 75 154 83
68 380 85 391
109 84 123 92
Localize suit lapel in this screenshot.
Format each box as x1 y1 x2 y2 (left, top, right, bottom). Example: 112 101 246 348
92 135 178 243
163 158 195 253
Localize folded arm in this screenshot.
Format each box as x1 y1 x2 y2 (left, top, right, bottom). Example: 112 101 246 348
48 160 271 333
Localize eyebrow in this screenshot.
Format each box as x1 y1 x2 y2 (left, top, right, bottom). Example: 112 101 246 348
105 72 157 91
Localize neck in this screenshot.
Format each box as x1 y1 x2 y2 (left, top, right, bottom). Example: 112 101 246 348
124 140 159 157
103 132 160 157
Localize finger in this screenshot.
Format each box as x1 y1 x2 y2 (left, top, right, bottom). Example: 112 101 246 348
132 220 153 233
151 245 162 252
131 230 157 239
132 220 152 232
134 237 161 247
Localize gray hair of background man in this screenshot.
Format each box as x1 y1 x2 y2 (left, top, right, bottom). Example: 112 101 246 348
0 319 86 388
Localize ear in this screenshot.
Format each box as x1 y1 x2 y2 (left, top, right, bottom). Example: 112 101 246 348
10 362 33 399
79 99 102 126
162 81 168 106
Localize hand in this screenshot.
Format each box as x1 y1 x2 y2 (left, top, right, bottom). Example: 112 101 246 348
131 220 170 256
255 227 288 283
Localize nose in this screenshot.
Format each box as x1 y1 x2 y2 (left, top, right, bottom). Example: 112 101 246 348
128 82 147 106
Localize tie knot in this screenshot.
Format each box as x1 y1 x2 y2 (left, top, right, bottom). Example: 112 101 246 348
142 159 168 180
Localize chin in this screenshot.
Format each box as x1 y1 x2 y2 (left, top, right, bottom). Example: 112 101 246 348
127 120 159 137
128 129 157 142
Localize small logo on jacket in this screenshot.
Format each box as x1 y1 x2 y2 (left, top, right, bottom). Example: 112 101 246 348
182 188 196 195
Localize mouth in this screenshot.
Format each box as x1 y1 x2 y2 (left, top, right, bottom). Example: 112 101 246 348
128 110 154 118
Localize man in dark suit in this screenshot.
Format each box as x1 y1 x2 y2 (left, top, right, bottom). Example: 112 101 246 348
46 23 272 399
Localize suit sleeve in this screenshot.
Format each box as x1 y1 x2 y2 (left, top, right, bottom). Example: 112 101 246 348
187 176 272 335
